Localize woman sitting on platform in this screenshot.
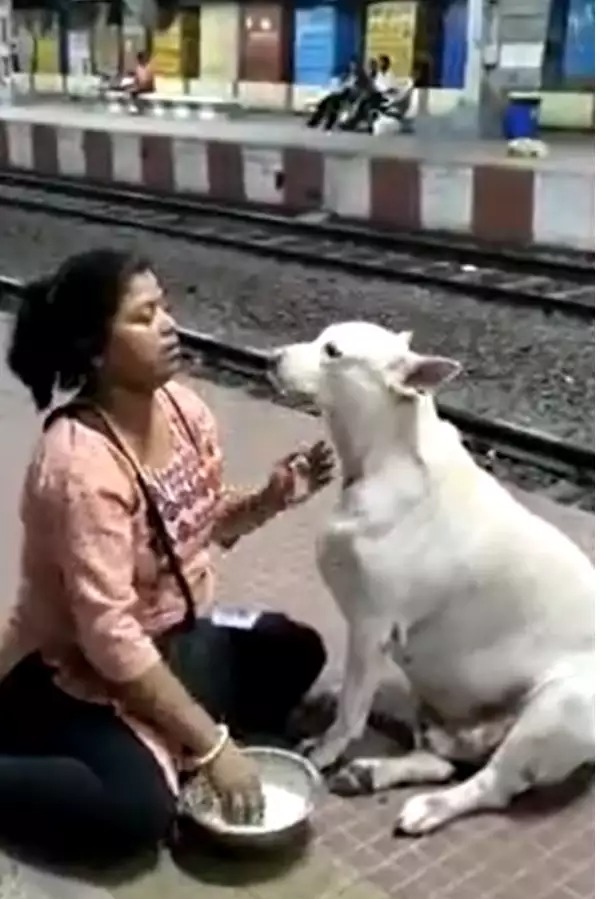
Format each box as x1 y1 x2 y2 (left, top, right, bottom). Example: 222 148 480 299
0 249 332 863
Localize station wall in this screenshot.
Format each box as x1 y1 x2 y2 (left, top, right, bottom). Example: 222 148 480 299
9 0 595 131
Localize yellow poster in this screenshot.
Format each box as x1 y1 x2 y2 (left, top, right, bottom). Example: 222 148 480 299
35 12 60 74
153 16 182 78
36 38 59 74
365 1 418 78
180 10 200 80
199 3 240 82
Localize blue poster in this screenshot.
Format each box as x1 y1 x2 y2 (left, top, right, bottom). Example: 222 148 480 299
294 5 336 86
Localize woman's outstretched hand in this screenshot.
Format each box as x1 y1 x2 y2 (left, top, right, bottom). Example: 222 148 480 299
265 440 335 510
213 441 335 549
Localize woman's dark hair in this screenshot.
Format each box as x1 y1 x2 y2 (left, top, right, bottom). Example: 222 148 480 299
7 248 152 411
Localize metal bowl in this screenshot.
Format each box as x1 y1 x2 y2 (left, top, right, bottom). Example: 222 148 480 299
179 746 324 849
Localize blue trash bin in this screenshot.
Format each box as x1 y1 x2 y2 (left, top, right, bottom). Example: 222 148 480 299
503 93 541 140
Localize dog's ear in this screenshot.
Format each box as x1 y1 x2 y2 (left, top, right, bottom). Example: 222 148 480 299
404 355 461 391
386 353 461 396
397 330 413 349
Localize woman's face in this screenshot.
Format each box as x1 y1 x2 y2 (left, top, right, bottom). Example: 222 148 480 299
99 269 180 394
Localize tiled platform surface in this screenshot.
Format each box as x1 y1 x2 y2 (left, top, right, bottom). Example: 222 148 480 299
0 313 594 899
0 103 594 250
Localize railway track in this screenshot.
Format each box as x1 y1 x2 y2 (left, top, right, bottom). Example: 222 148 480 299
0 171 594 319
0 274 594 510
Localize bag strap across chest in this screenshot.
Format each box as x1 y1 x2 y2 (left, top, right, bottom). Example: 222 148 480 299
44 392 197 632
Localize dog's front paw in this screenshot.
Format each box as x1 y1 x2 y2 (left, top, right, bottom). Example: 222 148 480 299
298 735 319 757
394 791 453 836
304 732 351 772
328 760 376 796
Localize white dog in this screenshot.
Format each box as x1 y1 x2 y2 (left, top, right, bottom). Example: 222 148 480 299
274 322 594 835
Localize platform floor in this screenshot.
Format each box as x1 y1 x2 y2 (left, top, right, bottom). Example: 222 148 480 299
0 312 594 899
0 101 593 174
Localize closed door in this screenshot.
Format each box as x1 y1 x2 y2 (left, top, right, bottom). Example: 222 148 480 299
239 3 289 82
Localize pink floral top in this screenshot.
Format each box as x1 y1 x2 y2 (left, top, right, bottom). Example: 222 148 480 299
5 379 229 792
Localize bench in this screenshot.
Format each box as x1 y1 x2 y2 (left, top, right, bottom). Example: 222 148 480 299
103 89 234 120
67 75 105 100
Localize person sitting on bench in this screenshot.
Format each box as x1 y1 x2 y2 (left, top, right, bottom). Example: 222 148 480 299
307 58 370 131
339 54 398 131
130 51 155 96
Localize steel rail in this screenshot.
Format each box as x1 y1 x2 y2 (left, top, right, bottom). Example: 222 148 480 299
0 172 593 318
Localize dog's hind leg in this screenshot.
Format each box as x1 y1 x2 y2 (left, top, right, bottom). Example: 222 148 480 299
330 751 455 795
395 673 594 835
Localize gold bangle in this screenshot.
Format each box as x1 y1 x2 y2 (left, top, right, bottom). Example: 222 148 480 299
197 724 230 768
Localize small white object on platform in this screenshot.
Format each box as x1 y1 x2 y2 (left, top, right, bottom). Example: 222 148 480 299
507 137 548 158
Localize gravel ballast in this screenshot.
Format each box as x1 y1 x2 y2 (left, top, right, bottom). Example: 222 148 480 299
0 207 593 447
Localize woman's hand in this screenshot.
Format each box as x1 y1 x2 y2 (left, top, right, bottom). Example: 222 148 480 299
213 441 335 549
205 739 264 824
265 440 335 510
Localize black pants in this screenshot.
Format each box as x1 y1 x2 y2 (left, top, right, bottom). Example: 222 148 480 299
307 89 352 130
0 612 325 863
339 90 383 131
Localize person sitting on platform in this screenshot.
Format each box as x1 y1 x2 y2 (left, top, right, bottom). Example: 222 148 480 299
373 54 398 95
111 51 154 102
307 58 370 130
130 50 155 96
339 54 399 131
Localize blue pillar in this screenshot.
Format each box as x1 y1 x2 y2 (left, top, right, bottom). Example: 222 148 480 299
441 0 467 88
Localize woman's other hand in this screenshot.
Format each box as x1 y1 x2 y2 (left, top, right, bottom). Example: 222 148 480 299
266 440 335 509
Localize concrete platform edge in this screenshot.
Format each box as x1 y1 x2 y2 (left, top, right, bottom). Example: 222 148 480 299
0 109 593 250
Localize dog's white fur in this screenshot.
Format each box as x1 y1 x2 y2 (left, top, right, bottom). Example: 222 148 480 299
275 322 594 834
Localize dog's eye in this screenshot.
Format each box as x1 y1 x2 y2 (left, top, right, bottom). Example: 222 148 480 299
324 342 342 359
